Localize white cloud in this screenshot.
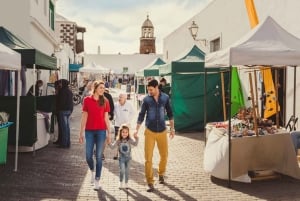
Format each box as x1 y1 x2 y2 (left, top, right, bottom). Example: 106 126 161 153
56 0 211 54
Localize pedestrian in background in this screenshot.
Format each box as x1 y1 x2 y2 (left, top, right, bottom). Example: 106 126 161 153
79 80 111 190
82 81 93 99
133 79 175 192
109 124 138 189
113 93 135 160
57 79 73 148
101 88 115 160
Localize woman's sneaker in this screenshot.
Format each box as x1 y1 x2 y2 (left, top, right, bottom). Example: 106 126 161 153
94 180 100 191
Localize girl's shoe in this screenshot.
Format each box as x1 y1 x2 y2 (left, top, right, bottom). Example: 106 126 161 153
119 182 124 189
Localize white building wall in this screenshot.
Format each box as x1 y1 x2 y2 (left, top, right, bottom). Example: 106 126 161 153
0 0 60 94
55 43 74 80
163 0 300 125
0 1 30 40
163 0 250 63
29 0 58 54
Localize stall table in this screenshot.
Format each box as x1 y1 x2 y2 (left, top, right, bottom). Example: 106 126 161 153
204 126 300 182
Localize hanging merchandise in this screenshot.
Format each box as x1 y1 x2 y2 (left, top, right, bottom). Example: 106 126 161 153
261 68 280 118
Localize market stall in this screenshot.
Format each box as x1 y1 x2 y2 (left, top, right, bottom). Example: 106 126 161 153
135 57 165 105
0 27 57 171
204 16 300 184
204 125 300 182
0 42 21 169
159 45 226 131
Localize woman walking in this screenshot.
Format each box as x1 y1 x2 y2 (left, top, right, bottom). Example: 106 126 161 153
79 80 111 190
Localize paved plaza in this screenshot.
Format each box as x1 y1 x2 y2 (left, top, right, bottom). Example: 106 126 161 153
1 93 300 201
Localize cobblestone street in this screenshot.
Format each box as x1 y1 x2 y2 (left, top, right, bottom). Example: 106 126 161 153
1 99 300 201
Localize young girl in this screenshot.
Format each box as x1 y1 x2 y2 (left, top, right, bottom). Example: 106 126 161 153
109 124 138 189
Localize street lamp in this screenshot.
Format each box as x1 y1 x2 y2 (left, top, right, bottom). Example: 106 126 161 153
189 21 207 46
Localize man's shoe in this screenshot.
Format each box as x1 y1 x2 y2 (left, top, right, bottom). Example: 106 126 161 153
147 184 154 192
113 155 118 160
159 175 165 184
53 140 60 145
124 182 128 189
102 154 105 160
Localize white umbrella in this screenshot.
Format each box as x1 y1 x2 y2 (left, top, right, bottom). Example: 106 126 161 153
79 62 110 74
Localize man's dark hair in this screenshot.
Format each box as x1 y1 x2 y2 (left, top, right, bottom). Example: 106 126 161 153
147 79 158 88
160 78 167 84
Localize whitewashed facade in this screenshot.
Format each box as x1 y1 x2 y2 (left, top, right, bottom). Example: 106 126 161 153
0 0 60 94
163 0 300 126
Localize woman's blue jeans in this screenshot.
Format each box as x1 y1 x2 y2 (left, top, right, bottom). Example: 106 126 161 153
85 130 106 180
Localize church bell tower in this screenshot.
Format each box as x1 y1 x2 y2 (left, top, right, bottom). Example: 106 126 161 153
140 15 156 54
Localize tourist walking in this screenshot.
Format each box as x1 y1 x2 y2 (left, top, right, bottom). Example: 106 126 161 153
133 79 175 192
79 80 111 190
101 88 115 160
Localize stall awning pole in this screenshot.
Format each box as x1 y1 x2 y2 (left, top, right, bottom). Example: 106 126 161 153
228 66 232 188
14 70 21 172
293 66 296 120
221 72 226 121
204 68 207 145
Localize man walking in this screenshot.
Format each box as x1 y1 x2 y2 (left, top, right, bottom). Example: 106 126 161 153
133 79 175 192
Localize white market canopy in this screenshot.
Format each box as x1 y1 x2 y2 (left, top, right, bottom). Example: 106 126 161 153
79 62 110 74
205 16 300 67
0 42 21 70
0 42 21 172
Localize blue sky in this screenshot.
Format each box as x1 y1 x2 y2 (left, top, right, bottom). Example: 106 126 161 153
56 0 212 54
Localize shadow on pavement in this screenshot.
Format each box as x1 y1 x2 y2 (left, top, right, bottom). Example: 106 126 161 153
163 182 198 201
176 131 205 141
97 189 118 201
211 175 300 200
124 188 152 201
0 143 86 201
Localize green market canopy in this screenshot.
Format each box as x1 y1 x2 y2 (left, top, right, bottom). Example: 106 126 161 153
0 26 57 70
135 57 165 77
159 45 228 132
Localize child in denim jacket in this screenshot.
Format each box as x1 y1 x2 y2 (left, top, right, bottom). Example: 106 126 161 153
109 124 138 189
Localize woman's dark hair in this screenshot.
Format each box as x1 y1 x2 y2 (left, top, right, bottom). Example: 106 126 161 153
147 79 158 88
93 81 106 106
